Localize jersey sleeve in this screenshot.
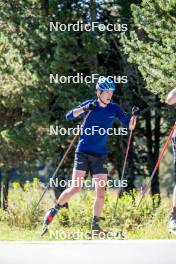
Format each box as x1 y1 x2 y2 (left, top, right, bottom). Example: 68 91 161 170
114 104 130 128
65 100 92 121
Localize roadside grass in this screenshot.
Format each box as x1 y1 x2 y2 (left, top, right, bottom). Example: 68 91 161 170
0 179 175 241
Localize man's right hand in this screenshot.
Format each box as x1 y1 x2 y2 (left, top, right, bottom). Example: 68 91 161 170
72 101 96 118
82 101 96 112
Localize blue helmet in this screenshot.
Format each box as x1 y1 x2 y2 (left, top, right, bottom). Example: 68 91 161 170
96 77 116 92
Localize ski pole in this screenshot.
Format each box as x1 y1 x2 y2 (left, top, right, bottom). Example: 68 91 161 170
136 122 176 209
113 106 139 218
32 111 91 213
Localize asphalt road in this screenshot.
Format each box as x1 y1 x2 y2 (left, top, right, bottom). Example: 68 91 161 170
0 240 175 264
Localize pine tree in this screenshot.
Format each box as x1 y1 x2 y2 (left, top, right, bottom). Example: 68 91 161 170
121 0 176 101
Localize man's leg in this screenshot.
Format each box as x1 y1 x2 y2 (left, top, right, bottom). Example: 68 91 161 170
171 185 176 219
169 134 176 231
173 186 176 207
92 174 107 232
41 169 86 235
169 185 176 232
57 169 86 205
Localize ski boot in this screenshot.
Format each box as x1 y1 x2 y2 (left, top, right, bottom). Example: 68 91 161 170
90 216 108 238
41 204 61 237
87 217 126 239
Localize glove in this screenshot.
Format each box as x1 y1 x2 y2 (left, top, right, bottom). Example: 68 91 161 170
132 106 140 116
82 101 96 112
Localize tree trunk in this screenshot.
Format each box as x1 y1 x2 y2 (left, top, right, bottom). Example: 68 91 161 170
41 0 49 16
144 99 161 207
1 170 10 210
145 110 153 173
126 138 135 191
53 168 68 209
52 150 69 209
151 100 161 206
89 0 98 74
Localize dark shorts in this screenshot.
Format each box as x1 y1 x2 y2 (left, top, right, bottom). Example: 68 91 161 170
74 152 108 175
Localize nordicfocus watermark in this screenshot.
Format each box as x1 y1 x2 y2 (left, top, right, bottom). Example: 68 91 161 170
49 126 128 136
50 73 127 84
49 178 128 189
49 230 122 240
50 21 128 32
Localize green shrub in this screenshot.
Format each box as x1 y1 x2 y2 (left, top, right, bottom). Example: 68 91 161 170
0 179 171 237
